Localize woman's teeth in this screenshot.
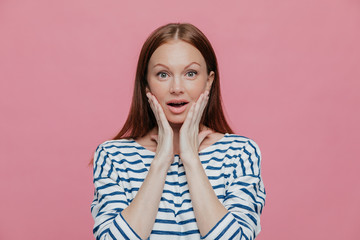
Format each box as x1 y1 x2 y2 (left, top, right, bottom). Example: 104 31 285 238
168 102 187 107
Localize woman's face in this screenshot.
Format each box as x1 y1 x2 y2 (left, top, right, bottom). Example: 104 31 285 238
146 40 214 127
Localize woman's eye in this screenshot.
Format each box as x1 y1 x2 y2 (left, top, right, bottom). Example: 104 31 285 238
157 72 168 79
186 71 197 78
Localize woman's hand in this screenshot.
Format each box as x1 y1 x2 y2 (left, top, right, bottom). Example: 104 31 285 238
146 92 174 168
179 91 213 166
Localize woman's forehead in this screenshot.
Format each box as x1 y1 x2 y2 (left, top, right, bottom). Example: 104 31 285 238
148 40 205 68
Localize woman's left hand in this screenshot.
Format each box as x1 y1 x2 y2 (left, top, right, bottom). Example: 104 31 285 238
179 90 213 166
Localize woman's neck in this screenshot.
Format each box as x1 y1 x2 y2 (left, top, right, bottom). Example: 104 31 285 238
151 124 208 155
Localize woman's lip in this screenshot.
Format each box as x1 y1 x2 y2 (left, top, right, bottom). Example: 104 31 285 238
167 103 188 114
166 99 189 104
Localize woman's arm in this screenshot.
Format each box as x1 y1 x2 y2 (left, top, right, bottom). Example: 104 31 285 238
120 92 176 239
179 91 266 239
179 91 229 236
182 140 266 239
121 157 170 239
93 93 175 240
92 144 172 240
182 159 229 236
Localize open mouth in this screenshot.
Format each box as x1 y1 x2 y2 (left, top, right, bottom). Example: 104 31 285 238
166 100 189 114
167 102 188 107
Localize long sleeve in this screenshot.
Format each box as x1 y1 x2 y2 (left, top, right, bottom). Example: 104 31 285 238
91 144 142 240
200 139 266 240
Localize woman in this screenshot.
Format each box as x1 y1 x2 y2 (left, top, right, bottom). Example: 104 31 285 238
91 23 266 240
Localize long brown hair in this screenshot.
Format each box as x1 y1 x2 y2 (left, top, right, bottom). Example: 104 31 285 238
113 22 233 141
89 23 234 165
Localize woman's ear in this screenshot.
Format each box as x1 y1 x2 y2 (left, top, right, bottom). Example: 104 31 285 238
145 86 150 94
206 71 215 91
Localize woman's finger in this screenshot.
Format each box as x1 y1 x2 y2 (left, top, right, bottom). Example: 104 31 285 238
147 93 161 126
182 100 196 130
148 93 162 127
153 95 170 130
195 91 209 126
191 91 208 127
147 92 171 132
195 92 207 125
182 91 207 131
191 94 203 124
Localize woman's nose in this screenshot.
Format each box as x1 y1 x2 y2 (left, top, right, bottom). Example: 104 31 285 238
169 77 184 94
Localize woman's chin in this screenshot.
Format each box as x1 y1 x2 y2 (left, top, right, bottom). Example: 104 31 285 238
167 117 185 128
168 119 184 126
164 111 186 123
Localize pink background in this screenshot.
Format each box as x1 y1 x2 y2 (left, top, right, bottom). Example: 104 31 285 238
1 0 359 239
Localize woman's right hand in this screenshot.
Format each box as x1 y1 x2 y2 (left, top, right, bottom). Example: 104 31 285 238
146 92 174 168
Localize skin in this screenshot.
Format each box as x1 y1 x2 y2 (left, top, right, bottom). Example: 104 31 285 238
121 40 228 239
145 39 216 155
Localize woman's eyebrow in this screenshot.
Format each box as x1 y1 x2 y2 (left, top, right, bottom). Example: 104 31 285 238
185 62 201 69
152 62 201 69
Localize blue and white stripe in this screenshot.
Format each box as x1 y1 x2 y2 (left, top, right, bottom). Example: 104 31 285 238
91 133 266 240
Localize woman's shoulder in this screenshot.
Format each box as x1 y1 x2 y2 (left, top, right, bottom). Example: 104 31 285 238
199 132 260 156
217 133 261 156
221 133 260 147
224 133 261 158
95 138 141 153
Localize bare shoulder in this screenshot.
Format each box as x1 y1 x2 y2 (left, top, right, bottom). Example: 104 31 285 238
210 132 226 141
199 131 225 151
134 132 157 152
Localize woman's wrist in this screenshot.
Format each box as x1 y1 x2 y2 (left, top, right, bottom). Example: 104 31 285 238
182 155 202 172
150 156 172 173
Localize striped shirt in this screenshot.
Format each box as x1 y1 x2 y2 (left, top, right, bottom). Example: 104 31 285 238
91 133 266 240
